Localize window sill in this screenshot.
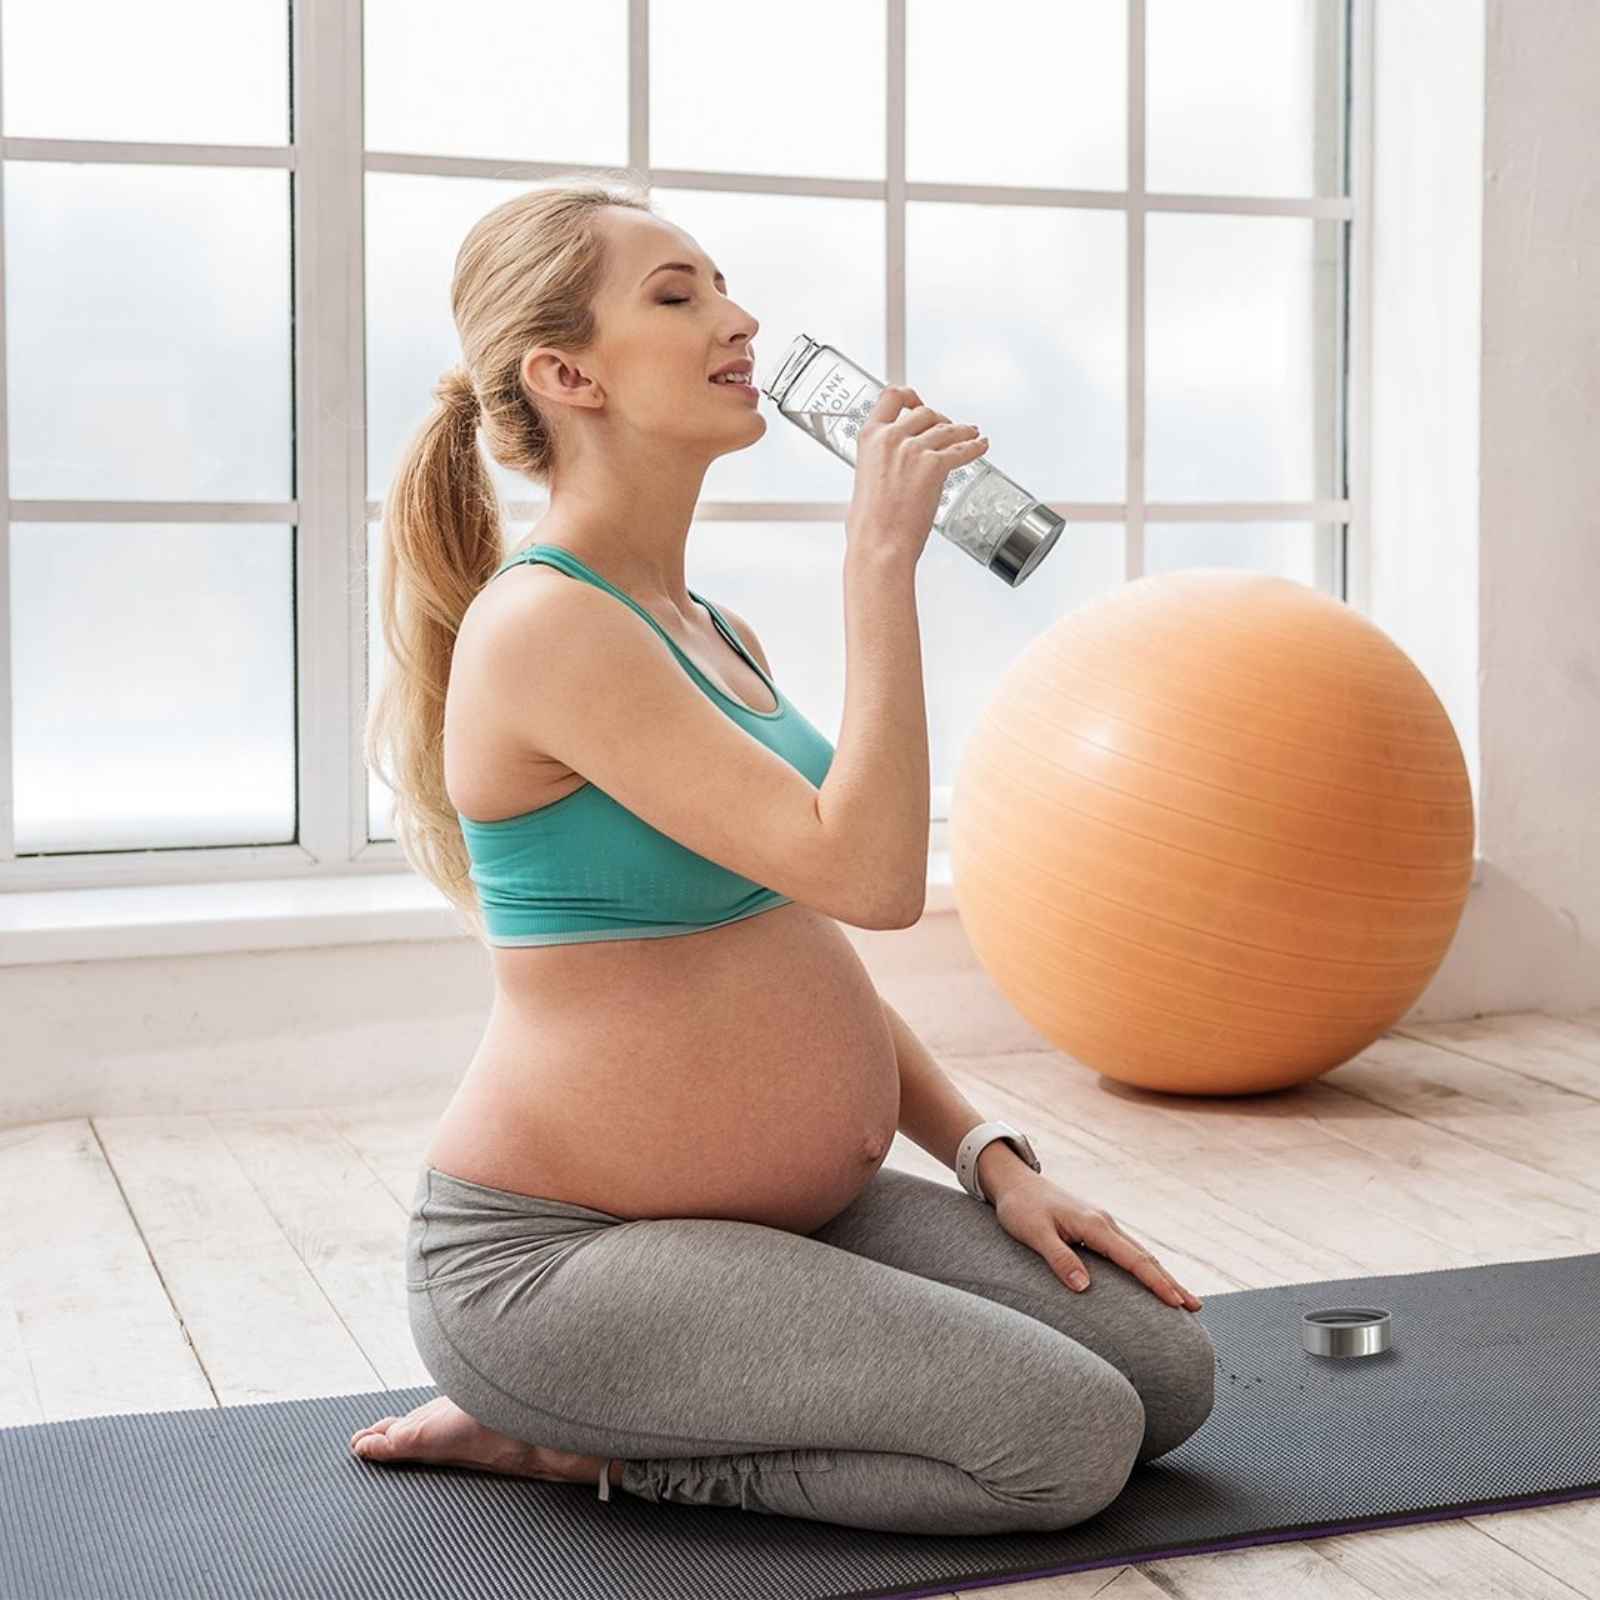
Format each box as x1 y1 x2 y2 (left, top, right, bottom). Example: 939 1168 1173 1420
0 854 961 967
0 869 475 967
0 848 1484 968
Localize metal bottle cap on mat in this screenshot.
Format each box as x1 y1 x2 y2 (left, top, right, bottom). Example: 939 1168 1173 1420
1302 1306 1393 1357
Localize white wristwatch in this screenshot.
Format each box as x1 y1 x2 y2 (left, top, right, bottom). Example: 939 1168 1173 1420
955 1119 1042 1205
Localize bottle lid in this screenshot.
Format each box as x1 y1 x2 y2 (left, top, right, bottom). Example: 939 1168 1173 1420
990 502 1066 587
1301 1306 1393 1358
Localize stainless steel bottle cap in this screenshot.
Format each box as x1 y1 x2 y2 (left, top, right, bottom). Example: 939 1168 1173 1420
1301 1306 1392 1358
989 502 1065 587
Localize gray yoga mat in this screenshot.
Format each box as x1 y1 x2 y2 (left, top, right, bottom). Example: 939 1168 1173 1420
4 1249 1598 1600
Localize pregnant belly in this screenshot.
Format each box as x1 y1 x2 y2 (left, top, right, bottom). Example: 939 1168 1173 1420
427 903 904 1235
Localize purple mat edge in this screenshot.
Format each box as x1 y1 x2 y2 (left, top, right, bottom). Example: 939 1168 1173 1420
860 1483 1600 1600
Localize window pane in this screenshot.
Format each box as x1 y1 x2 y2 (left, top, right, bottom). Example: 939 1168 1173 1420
652 188 886 505
10 523 296 854
4 161 292 501
1145 213 1340 502
908 0 1126 192
1145 521 1322 586
1 0 288 145
364 0 626 163
653 0 884 182
908 201 1124 503
1147 0 1345 197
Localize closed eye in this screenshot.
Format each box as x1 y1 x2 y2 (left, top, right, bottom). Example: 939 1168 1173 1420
661 298 689 306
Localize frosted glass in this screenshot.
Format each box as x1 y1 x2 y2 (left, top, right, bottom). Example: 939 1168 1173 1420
1 0 287 145
1146 214 1339 503
907 202 1124 503
10 523 296 854
1145 521 1320 586
1148 0 1345 197
908 0 1126 192
653 0 884 181
4 162 292 501
364 0 627 163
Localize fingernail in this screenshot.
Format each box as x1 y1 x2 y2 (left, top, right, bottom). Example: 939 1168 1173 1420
1068 1271 1089 1289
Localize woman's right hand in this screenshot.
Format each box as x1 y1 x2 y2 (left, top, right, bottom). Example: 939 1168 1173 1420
844 385 990 569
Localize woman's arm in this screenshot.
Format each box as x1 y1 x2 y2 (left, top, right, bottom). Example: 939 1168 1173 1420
881 995 1038 1201
720 602 1016 1191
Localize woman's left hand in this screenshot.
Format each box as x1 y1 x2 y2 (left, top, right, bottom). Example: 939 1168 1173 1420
992 1174 1202 1311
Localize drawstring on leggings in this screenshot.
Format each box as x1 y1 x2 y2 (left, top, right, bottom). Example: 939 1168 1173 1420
597 1458 615 1501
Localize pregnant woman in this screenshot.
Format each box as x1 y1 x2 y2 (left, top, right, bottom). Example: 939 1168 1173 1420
354 176 1215 1537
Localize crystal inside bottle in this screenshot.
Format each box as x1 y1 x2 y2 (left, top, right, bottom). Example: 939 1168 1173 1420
761 333 1064 586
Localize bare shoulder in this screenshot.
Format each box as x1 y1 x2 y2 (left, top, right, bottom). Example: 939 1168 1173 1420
471 554 570 612
448 561 623 784
450 562 618 727
462 558 601 651
705 599 773 679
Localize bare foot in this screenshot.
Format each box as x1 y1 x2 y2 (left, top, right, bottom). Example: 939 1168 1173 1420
349 1395 605 1485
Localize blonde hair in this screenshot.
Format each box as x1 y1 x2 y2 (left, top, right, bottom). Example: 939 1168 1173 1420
364 169 658 944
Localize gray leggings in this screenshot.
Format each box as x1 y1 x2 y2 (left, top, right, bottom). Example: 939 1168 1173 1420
405 1162 1216 1537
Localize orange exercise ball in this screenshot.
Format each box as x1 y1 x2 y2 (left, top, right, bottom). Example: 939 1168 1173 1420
949 569 1476 1096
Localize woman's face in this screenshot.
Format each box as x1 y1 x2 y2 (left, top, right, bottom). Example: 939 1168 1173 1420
526 206 765 458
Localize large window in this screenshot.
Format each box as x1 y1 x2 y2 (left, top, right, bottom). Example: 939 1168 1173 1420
1 0 1362 893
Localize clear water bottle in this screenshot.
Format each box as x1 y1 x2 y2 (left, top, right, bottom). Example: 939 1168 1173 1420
759 333 1065 587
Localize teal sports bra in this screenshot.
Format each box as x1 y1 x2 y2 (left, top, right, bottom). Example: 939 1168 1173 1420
458 543 837 948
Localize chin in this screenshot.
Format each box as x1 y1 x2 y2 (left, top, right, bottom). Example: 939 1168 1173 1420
712 411 766 455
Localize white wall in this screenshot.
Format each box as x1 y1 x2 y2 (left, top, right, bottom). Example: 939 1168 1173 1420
1379 0 1599 1016
1368 0 1482 839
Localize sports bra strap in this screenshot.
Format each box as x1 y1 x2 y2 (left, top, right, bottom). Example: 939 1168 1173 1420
494 543 775 700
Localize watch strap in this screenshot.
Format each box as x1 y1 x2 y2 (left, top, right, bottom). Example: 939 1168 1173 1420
955 1119 1041 1204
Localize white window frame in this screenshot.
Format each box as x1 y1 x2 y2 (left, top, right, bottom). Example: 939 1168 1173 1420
0 0 1369 895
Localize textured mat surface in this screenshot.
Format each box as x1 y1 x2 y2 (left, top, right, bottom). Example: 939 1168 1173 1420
4 1250 1598 1600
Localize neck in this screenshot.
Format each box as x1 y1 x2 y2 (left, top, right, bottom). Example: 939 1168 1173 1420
537 453 712 612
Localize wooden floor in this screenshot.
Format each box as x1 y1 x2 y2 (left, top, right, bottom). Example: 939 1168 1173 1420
3 985 1599 1598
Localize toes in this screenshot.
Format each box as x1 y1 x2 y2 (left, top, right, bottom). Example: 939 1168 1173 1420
350 1416 399 1450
